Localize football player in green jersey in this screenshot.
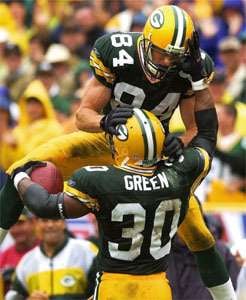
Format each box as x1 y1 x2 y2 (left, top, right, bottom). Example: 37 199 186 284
0 5 233 300
11 109 235 300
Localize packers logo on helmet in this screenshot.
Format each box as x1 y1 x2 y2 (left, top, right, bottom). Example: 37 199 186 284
111 108 165 169
138 5 194 81
150 10 164 29
116 124 128 141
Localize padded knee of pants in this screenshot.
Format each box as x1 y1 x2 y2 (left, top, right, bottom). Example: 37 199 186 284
177 195 215 252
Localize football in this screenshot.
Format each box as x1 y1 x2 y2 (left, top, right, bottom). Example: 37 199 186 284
30 161 63 193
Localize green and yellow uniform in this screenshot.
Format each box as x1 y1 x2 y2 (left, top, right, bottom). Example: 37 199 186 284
90 32 213 128
7 32 214 253
64 146 210 299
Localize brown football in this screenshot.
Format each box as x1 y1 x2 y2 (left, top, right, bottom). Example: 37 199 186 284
30 161 63 193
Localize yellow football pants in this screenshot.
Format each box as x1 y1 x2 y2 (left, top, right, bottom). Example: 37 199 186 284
93 272 172 300
8 131 215 252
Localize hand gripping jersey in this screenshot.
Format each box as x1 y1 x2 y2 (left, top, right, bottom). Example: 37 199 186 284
90 32 214 128
64 147 210 275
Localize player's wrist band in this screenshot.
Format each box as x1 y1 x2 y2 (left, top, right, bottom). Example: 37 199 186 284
191 79 208 91
14 172 30 190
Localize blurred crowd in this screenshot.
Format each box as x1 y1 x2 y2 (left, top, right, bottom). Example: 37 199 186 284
0 0 245 299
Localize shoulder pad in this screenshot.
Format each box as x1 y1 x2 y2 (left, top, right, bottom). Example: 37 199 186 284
90 33 116 86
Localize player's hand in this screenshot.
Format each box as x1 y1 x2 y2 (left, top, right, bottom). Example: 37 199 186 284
180 31 207 91
163 134 184 159
100 106 134 135
10 161 46 180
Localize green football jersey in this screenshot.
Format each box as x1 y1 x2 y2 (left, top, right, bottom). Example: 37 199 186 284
64 147 210 275
90 32 214 128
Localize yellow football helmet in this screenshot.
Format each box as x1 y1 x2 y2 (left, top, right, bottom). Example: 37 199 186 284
138 5 194 81
111 108 165 168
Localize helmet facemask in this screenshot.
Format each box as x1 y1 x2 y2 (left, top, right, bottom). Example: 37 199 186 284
139 37 185 82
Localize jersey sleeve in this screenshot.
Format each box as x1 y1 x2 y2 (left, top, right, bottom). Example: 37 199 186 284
90 33 116 88
64 167 101 212
182 50 215 99
181 147 211 192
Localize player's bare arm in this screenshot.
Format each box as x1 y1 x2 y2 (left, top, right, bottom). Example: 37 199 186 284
75 77 111 132
178 96 197 146
75 76 133 135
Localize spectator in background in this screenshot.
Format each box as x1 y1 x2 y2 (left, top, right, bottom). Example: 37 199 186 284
24 33 50 76
35 61 54 94
221 0 246 38
4 0 30 55
209 72 232 105
218 36 246 104
59 21 89 64
105 0 146 32
166 214 240 300
6 218 98 300
74 4 105 51
0 81 8 246
62 89 84 133
0 86 15 171
2 43 33 102
130 11 147 32
209 72 246 137
74 60 92 90
233 239 246 300
35 61 70 121
0 208 37 295
1 80 64 169
44 43 76 100
215 104 245 192
239 32 246 65
0 28 9 83
197 103 246 244
237 261 246 300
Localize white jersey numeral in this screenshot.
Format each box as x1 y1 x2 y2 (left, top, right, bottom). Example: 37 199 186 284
111 34 134 67
109 203 145 261
112 82 180 119
108 199 181 261
113 49 134 67
111 34 133 47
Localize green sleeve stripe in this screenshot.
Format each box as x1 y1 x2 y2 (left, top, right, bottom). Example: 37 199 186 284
191 147 210 193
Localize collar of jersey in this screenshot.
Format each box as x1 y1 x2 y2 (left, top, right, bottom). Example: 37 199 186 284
114 163 156 177
40 235 69 258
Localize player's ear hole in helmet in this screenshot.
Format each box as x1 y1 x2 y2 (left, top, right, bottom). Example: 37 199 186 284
108 108 165 168
138 5 194 81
